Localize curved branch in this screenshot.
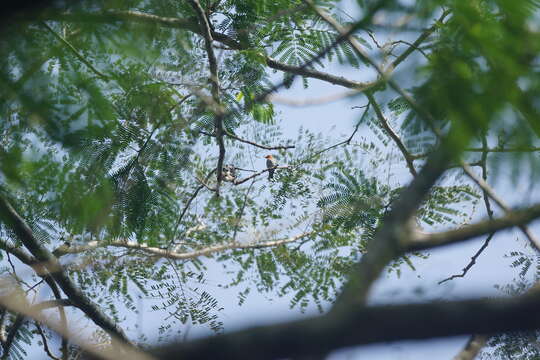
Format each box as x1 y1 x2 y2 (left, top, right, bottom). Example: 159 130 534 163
0 196 131 344
437 232 495 285
34 322 61 360
408 203 540 251
53 231 314 260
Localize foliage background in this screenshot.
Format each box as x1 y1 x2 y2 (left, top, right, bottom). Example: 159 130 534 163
1 0 540 359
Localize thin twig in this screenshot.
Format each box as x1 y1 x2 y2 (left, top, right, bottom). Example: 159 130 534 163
389 40 430 60
40 21 109 80
232 180 256 242
35 322 61 360
389 9 451 70
199 130 295 150
439 136 495 284
438 233 495 285
461 162 540 252
233 165 293 185
367 93 417 177
302 104 368 163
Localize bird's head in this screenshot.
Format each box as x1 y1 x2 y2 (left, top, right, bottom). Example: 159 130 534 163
264 155 274 159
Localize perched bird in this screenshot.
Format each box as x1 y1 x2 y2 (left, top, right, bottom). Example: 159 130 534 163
222 164 237 182
264 155 277 180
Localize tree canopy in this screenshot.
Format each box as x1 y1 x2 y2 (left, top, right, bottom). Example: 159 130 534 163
1 0 540 359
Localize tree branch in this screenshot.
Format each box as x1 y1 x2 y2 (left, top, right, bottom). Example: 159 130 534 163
1 314 24 360
43 10 382 91
367 93 417 177
199 130 295 150
439 139 495 284
452 334 489 360
0 195 131 344
438 233 495 285
461 162 540 251
40 21 109 80
0 289 153 360
53 232 314 260
464 146 540 153
265 57 379 90
34 322 61 360
188 0 225 196
408 203 540 251
151 291 540 360
33 299 74 311
332 141 455 311
233 165 293 185
388 9 451 70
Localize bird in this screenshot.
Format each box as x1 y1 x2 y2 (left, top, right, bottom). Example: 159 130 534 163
264 155 277 180
222 164 237 182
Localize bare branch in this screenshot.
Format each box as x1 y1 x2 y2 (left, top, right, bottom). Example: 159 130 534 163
0 288 153 360
389 9 451 70
34 322 61 360
300 105 369 164
408 203 540 251
53 232 314 261
1 314 24 360
265 57 379 90
40 21 109 80
199 130 295 150
438 233 495 285
367 93 417 177
188 0 226 196
452 335 489 360
0 196 131 344
233 165 293 185
439 139 495 284
461 162 540 251
152 291 540 360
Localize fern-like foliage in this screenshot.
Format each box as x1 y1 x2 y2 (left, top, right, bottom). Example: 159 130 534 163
318 168 387 237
